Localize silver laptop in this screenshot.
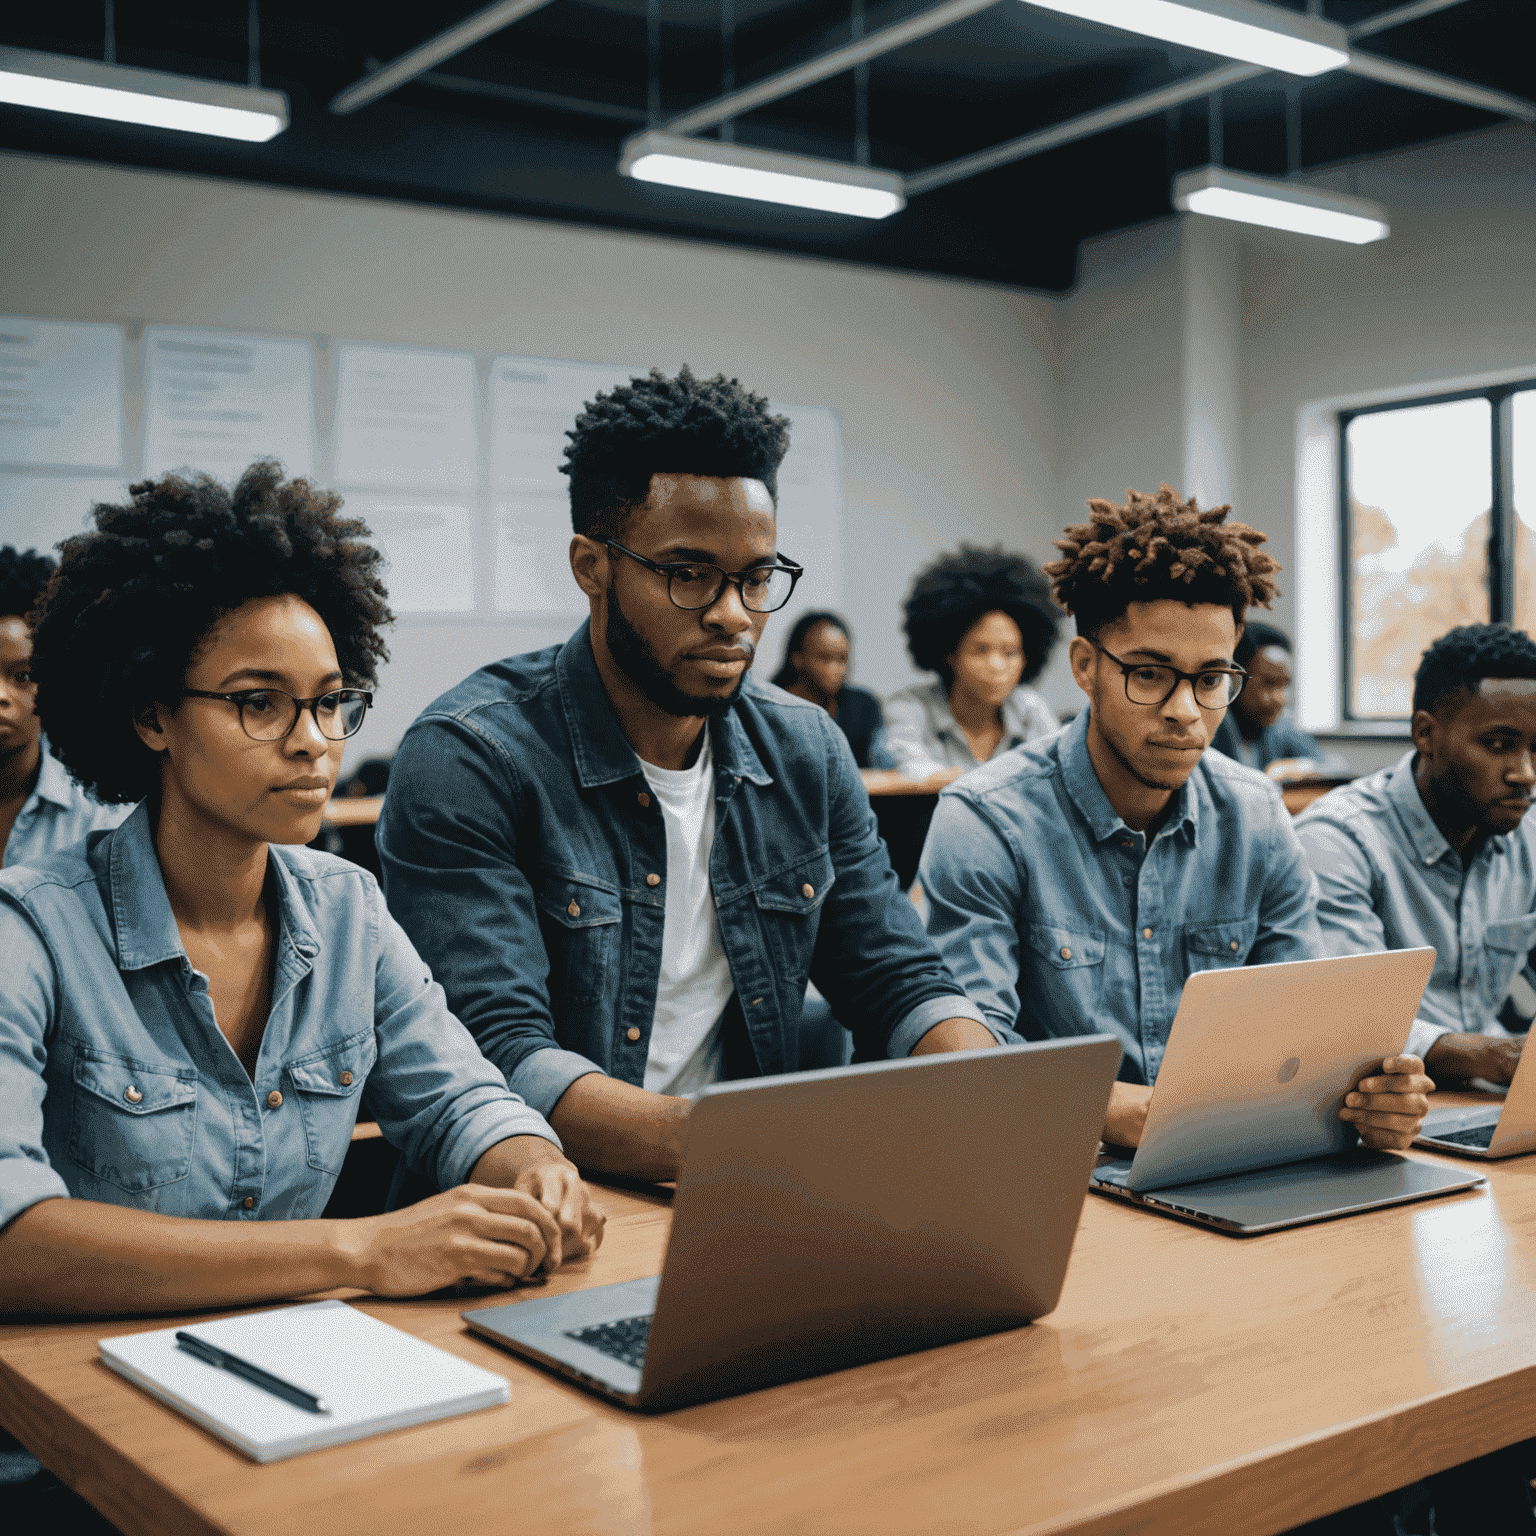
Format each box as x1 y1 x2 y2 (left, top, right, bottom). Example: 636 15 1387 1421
1416 1042 1536 1159
1090 948 1484 1235
463 1036 1120 1412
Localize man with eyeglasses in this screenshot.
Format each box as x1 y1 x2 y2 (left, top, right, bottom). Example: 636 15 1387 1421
918 486 1432 1150
379 368 995 1183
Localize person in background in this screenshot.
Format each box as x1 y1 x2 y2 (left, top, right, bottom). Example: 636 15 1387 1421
379 367 996 1186
884 546 1061 784
1296 624 1536 1086
338 755 391 798
0 545 128 868
1209 620 1320 769
0 464 602 1318
770 611 895 769
919 484 1431 1154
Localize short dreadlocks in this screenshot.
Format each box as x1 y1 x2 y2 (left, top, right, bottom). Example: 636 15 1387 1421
560 365 792 541
0 545 55 621
29 462 393 805
1045 484 1280 637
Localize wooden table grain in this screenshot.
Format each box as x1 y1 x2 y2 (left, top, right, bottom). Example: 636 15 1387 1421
3 1092 1533 1536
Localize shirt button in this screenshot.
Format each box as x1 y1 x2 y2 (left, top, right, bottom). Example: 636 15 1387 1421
1060 947 1072 960
267 1090 283 1109
802 884 815 898
1230 940 1239 951
626 1027 641 1042
242 1196 255 1210
568 901 581 918
637 792 650 808
124 1085 142 1103
339 1071 353 1086
1123 876 1133 887
646 873 661 887
751 997 763 1006
1142 927 1153 939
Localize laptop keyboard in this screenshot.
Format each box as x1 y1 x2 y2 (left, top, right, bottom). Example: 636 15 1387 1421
1429 1122 1498 1148
565 1314 652 1369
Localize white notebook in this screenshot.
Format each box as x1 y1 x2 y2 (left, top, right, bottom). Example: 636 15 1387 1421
99 1299 511 1462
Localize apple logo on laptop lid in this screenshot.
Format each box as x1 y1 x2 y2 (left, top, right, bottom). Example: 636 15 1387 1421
1277 1056 1301 1083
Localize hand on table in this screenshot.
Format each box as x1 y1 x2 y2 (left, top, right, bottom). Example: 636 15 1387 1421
1338 1055 1435 1151
1102 1081 1153 1149
514 1158 606 1265
1425 1032 1522 1086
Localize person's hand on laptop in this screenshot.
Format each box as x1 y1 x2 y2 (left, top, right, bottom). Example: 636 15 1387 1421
1102 1082 1154 1149
1424 1032 1523 1086
1336 1055 1436 1150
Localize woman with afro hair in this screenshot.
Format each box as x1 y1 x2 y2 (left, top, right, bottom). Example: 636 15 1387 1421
884 545 1062 783
0 462 601 1317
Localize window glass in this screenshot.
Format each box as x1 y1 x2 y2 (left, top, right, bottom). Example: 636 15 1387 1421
1512 390 1536 634
1347 397 1491 718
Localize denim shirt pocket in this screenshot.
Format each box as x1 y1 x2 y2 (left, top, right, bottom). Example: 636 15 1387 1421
1183 916 1260 974
1483 914 1536 1006
751 849 836 981
536 870 624 1013
284 1028 379 1175
1020 923 1108 1029
67 1045 198 1192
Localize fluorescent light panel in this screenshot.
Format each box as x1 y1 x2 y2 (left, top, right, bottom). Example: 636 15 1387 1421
620 131 905 219
0 47 288 142
1024 0 1349 76
1174 165 1389 244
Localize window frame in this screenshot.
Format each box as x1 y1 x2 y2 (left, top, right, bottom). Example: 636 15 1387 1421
1339 377 1535 723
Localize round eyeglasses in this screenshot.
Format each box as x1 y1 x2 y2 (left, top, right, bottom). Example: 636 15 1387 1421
182 687 373 742
1094 643 1248 711
605 539 804 614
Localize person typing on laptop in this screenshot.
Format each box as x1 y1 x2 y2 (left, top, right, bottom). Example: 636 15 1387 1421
919 485 1432 1151
1296 623 1536 1086
378 368 995 1185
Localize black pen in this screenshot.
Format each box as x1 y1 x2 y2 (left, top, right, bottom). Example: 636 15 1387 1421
175 1331 332 1414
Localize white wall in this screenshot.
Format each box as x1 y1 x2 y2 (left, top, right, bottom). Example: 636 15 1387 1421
0 151 1064 753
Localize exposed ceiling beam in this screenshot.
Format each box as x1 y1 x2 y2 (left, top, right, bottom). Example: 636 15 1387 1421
329 0 558 115
1344 50 1534 122
418 69 648 124
1346 0 1471 41
660 0 1000 137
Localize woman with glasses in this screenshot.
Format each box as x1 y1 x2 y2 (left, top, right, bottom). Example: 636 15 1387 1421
0 462 602 1317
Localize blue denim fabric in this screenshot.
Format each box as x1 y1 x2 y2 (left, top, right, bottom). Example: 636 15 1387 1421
1295 750 1536 1060
0 803 558 1230
376 622 988 1118
920 709 1322 1084
2 737 129 871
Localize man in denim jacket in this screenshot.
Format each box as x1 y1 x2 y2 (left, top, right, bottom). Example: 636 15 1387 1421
379 369 993 1182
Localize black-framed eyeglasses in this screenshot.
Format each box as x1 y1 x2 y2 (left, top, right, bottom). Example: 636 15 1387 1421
1094 643 1248 711
182 688 373 742
605 539 804 614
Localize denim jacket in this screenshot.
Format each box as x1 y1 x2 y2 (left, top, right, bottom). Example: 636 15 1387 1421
377 622 988 1118
0 803 558 1230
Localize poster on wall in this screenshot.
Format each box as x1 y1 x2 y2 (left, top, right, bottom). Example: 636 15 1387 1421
0 475 132 557
142 328 316 484
334 344 477 491
342 496 476 614
0 317 124 471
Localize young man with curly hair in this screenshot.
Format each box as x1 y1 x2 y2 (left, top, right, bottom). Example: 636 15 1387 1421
0 464 602 1317
883 546 1062 782
1297 623 1536 1086
379 367 995 1183
0 544 127 868
919 485 1432 1150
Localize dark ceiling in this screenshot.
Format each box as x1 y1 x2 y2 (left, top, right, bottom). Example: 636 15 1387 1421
0 0 1527 291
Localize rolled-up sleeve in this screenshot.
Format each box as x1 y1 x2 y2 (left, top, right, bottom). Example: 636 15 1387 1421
364 884 563 1190
0 897 71 1231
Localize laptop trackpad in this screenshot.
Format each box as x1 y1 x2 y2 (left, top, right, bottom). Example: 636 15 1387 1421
1132 1149 1482 1233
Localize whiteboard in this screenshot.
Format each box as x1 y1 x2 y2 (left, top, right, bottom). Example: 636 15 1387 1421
334 344 477 491
143 328 315 484
343 495 476 615
0 474 131 558
0 316 124 471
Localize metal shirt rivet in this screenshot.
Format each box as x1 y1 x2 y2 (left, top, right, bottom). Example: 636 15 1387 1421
637 792 650 808
267 1090 283 1108
1230 940 1239 951
124 1085 142 1103
339 1070 354 1086
1060 947 1072 960
646 873 661 887
751 997 763 1006
568 901 581 918
1143 927 1153 939
242 1196 255 1210
801 883 815 898
626 1027 641 1042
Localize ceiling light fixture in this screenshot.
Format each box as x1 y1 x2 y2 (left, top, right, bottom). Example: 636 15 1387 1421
1173 164 1389 243
1023 0 1349 76
619 131 905 218
0 47 289 142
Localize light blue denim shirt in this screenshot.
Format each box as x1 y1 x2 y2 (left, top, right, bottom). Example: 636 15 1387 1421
1295 750 1536 1060
0 803 559 1231
2 738 129 871
920 709 1321 1083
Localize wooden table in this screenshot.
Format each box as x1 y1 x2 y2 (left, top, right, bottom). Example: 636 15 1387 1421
4 1091 1533 1536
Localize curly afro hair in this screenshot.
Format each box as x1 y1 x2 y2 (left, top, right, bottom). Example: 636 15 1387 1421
902 546 1061 687
0 545 56 621
560 365 791 540
1045 484 1280 637
29 461 393 805
1413 623 1536 717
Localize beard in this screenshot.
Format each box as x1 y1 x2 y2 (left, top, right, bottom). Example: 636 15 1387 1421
605 579 751 719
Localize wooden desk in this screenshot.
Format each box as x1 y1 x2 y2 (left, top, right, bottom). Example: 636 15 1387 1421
4 1095 1533 1536
320 795 383 829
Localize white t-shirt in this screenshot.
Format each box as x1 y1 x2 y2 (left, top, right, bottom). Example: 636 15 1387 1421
639 734 736 1096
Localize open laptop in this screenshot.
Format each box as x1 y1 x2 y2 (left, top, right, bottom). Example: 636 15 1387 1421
1090 948 1484 1235
1416 1042 1536 1159
463 1036 1120 1412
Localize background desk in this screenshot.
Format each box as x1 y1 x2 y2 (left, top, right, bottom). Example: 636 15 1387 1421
3 1092 1533 1536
